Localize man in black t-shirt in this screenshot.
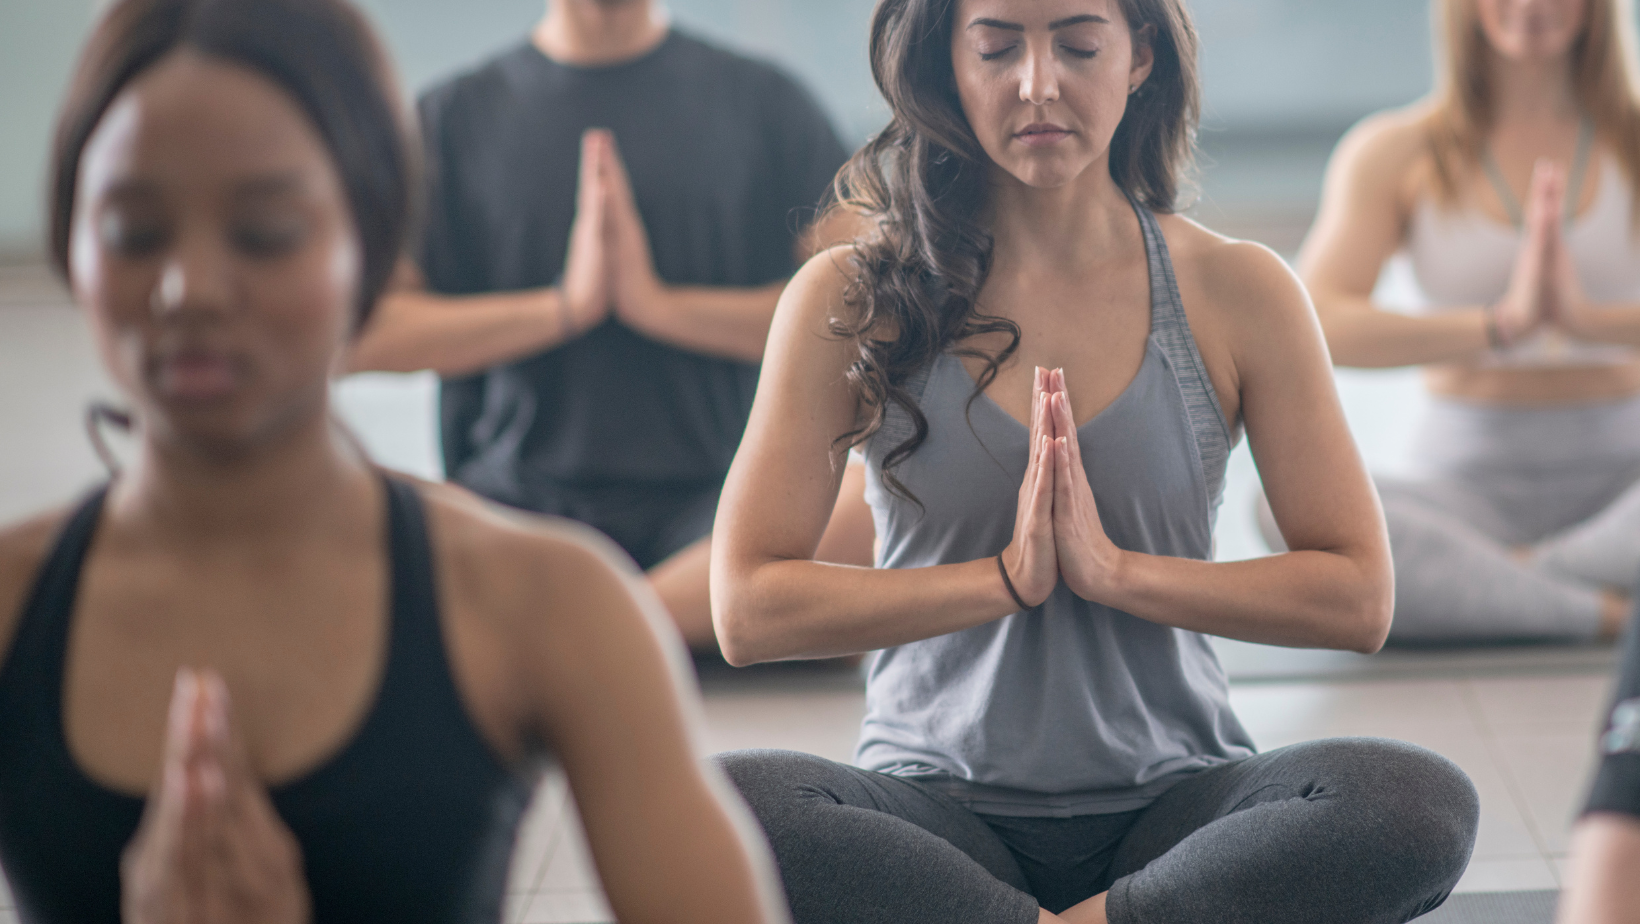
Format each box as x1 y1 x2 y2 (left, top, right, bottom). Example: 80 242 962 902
351 0 867 650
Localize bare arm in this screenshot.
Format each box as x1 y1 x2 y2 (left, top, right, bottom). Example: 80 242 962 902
350 278 577 376
511 526 789 924
1050 240 1394 652
710 250 1046 666
1559 813 1640 924
1298 112 1499 368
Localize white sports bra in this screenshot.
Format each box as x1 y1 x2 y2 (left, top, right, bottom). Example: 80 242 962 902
1403 156 1640 368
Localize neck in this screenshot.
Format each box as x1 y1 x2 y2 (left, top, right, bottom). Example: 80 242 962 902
533 0 669 67
110 410 377 546
1486 50 1580 125
984 158 1135 272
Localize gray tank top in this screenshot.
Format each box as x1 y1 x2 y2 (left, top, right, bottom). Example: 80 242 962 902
857 200 1256 818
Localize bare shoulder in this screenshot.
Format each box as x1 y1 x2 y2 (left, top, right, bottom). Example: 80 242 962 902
0 508 77 662
1326 102 1439 203
1156 214 1309 325
785 243 862 328
413 478 644 637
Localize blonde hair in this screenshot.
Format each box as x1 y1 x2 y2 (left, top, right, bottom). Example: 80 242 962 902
1425 0 1640 210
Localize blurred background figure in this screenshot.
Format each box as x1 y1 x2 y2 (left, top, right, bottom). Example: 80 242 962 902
1287 0 1640 645
346 0 856 652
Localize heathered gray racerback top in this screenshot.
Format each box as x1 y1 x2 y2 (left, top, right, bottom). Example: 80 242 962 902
857 200 1256 818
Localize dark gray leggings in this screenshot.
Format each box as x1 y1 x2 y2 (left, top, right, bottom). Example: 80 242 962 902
717 738 1478 924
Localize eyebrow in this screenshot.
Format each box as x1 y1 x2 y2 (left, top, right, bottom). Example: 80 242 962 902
968 14 1110 32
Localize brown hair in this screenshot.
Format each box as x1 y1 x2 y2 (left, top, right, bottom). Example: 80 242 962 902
48 0 416 328
1425 0 1640 212
829 0 1201 499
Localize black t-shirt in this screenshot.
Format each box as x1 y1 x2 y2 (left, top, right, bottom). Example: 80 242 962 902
1586 617 1640 819
418 31 848 505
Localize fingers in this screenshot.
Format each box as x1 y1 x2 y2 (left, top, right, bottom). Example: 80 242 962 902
1032 434 1055 526
1029 366 1045 446
1527 159 1565 243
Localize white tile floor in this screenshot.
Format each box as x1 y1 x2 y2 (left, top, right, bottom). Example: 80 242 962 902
0 267 1616 921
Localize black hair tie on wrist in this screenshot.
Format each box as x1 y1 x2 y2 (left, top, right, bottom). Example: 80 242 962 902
997 555 1030 611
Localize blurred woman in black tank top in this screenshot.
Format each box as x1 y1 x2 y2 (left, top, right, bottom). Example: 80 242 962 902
0 1 788 921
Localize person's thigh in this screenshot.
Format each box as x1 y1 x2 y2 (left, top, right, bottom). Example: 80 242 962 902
1103 738 1478 924
715 750 1040 924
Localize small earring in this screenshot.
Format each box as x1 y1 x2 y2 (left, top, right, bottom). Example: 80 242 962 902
1128 84 1139 96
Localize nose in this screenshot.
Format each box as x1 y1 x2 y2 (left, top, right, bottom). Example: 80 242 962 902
1018 43 1060 106
150 229 231 319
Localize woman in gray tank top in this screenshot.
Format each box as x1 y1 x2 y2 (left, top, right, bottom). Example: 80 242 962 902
711 1 1479 922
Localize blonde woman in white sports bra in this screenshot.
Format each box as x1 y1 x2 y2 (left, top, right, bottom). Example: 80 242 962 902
1295 0 1640 643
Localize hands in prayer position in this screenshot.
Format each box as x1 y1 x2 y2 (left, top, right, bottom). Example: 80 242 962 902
122 670 309 924
558 127 676 340
999 367 1126 609
1494 160 1595 346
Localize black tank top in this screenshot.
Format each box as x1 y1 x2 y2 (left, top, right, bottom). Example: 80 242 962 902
0 477 536 923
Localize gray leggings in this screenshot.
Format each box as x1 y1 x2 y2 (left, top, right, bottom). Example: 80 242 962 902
1260 396 1640 642
718 738 1478 924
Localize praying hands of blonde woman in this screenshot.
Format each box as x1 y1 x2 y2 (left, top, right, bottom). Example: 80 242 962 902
121 669 309 924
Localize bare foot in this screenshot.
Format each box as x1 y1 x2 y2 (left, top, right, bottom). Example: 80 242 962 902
1054 892 1108 924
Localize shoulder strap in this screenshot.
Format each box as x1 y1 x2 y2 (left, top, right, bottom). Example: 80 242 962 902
1482 117 1597 228
0 485 110 733
1130 200 1234 506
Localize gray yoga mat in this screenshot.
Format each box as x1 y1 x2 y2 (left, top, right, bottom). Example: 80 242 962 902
1420 890 1558 924
1212 636 1617 685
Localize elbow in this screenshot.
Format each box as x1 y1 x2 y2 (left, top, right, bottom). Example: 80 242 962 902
711 579 776 669
1344 570 1394 654
1348 601 1393 654
714 616 761 668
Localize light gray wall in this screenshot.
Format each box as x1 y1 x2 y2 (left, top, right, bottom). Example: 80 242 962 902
0 0 1437 256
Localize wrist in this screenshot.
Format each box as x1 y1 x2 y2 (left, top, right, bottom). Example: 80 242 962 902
1482 302 1510 350
995 554 1031 612
616 275 663 323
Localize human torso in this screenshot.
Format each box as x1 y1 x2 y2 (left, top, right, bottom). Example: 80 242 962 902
856 201 1254 817
1401 141 1640 405
0 477 538 923
423 32 846 501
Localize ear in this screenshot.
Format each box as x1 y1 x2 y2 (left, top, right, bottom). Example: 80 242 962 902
1128 22 1157 91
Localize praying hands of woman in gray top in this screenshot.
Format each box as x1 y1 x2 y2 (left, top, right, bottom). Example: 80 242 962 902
998 366 1125 608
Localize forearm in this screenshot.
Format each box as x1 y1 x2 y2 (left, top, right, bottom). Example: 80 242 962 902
1559 814 1640 924
1572 303 1640 347
588 773 790 924
349 288 569 377
1316 296 1491 368
624 283 784 363
1096 547 1391 652
714 556 1017 665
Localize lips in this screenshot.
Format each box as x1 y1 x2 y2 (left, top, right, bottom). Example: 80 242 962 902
1015 123 1073 147
154 349 239 401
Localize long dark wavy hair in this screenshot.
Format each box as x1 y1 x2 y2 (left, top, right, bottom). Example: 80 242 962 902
832 0 1200 499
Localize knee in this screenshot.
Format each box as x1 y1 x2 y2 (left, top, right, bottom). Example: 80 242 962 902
1309 738 1480 881
712 749 847 821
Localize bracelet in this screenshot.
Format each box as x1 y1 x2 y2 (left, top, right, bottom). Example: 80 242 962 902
1483 302 1506 350
996 555 1031 611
